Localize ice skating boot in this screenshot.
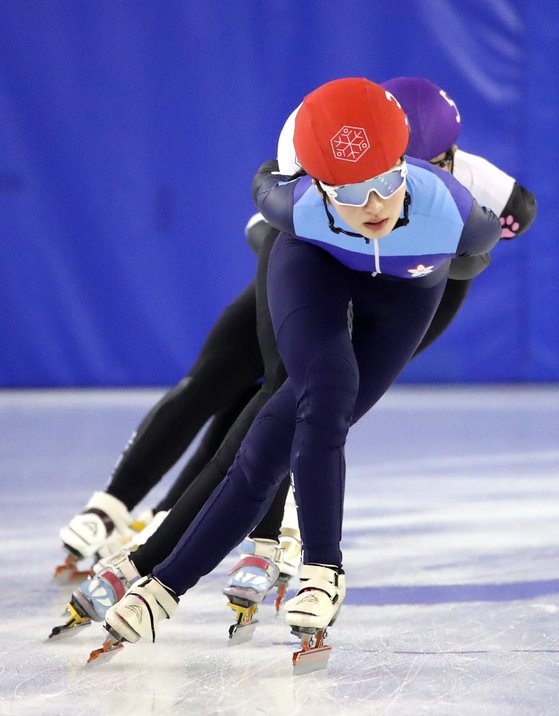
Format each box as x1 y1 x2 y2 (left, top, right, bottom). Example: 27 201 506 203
223 538 281 643
92 510 169 573
56 492 132 582
87 575 179 663
285 564 346 675
72 552 141 622
48 552 141 640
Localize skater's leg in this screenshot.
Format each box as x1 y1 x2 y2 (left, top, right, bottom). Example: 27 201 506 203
107 240 447 640
226 475 299 615
232 223 300 579
143 382 297 592
154 384 259 512
220 225 300 609
67 381 293 636
149 236 357 594
130 382 290 576
284 270 448 630
350 273 449 424
131 227 285 576
106 281 263 509
246 223 290 542
57 283 264 562
413 278 473 355
248 475 290 541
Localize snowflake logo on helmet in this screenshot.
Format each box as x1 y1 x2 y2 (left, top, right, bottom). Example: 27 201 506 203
330 126 370 162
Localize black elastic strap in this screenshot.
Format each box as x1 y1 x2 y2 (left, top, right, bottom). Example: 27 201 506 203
320 187 411 242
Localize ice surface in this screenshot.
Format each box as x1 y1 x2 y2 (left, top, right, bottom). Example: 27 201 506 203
1 387 558 714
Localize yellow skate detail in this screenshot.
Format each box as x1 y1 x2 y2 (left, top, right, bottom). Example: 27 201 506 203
48 601 91 640
128 519 148 533
228 601 258 627
226 601 259 643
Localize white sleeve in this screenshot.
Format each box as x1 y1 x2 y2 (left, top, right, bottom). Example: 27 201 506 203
276 104 302 175
452 149 515 216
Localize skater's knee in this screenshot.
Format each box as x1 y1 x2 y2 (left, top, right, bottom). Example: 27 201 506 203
307 353 358 399
239 414 293 492
299 353 358 438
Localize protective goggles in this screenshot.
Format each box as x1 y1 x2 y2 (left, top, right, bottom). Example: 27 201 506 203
429 150 454 170
318 161 407 206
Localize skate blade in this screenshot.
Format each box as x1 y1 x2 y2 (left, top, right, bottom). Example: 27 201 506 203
47 602 91 641
292 644 332 675
226 600 258 645
86 637 124 664
47 619 91 641
274 579 288 613
54 568 93 585
53 555 93 584
228 620 258 645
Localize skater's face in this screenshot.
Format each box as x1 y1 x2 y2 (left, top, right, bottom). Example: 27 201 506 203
428 145 456 173
324 159 407 240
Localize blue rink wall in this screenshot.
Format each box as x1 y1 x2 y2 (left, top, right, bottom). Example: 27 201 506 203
1 1 557 387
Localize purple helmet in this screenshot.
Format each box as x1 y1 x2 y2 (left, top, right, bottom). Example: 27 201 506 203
382 77 461 161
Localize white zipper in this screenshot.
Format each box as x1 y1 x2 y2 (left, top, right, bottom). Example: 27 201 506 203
371 239 381 277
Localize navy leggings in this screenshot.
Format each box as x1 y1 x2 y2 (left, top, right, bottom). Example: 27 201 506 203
152 233 448 594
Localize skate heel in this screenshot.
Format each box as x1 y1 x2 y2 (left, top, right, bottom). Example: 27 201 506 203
47 601 91 641
291 626 332 675
285 564 346 674
226 596 259 644
328 605 342 627
290 605 340 673
223 541 281 643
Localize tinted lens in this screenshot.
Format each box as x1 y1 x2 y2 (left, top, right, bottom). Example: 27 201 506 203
334 168 405 205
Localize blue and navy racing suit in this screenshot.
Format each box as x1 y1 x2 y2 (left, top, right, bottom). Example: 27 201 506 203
151 158 501 593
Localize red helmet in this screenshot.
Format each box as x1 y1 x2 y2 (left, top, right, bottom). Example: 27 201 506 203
293 77 409 185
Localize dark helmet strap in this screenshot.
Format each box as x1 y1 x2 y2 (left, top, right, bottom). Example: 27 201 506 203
320 186 411 241
393 191 411 229
320 188 368 242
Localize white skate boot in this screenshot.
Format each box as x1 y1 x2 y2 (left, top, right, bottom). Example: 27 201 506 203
104 574 179 642
56 492 133 582
58 510 168 645
92 510 169 571
223 538 281 642
87 575 179 663
285 564 346 675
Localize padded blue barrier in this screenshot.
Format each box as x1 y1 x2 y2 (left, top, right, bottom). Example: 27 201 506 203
0 1 556 386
